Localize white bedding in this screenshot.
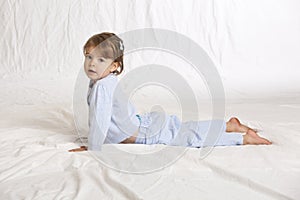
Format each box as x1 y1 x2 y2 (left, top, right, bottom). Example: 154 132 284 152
0 77 299 199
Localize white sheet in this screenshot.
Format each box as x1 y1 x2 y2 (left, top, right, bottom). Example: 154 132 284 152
1 0 300 199
0 77 299 199
1 0 300 98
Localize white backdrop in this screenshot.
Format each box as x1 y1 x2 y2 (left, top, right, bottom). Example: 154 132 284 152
1 0 300 101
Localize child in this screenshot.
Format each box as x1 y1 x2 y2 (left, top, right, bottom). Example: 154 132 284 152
69 32 271 152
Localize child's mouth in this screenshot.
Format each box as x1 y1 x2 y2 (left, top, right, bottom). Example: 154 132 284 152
88 70 96 73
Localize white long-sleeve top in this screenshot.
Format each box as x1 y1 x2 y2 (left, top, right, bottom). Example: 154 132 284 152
87 73 141 151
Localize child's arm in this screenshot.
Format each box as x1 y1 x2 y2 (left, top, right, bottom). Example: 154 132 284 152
87 84 113 151
69 82 114 152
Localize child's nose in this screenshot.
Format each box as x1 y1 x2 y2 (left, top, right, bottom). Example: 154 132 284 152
90 59 96 66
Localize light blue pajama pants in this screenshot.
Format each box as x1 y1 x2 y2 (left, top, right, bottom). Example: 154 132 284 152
134 112 243 147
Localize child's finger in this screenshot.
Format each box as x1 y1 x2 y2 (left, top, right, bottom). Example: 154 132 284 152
68 147 86 152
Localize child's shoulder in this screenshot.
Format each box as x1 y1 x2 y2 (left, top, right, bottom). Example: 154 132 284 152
92 73 118 90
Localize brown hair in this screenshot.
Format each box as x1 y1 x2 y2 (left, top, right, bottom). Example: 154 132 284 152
83 32 124 75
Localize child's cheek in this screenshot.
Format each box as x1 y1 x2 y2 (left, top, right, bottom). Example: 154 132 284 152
96 68 106 76
84 60 89 68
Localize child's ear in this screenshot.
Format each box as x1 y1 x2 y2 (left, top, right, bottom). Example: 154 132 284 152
110 61 120 72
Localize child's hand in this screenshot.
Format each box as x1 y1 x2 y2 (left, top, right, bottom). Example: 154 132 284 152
68 146 88 152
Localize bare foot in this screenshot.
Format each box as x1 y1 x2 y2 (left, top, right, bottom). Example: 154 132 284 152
243 129 272 145
226 117 256 133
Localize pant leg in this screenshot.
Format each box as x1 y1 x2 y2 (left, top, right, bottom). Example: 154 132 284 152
169 119 243 147
135 114 243 147
213 131 243 146
134 112 181 145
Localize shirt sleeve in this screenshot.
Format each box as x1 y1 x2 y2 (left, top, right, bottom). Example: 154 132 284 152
88 83 113 151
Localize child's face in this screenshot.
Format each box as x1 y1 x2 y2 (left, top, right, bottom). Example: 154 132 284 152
84 46 119 81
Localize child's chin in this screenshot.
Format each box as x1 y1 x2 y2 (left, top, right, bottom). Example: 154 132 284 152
86 73 107 80
87 74 99 79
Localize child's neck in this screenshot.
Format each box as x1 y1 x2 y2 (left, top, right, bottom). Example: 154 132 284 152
91 73 114 84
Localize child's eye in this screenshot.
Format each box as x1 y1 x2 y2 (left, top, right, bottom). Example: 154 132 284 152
86 55 92 59
99 58 104 62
